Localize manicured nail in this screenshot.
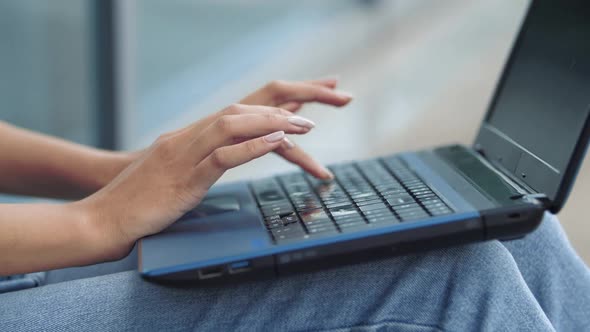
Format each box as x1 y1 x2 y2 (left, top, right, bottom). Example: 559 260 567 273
335 90 354 99
264 131 285 143
320 166 335 180
288 115 316 129
282 137 295 149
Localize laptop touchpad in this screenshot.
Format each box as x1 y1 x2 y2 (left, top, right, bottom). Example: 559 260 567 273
180 196 240 219
140 182 272 272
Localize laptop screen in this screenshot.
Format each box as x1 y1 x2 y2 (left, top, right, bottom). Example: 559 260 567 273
476 0 590 210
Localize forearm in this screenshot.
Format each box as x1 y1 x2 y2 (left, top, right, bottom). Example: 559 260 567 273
0 202 126 276
0 121 135 199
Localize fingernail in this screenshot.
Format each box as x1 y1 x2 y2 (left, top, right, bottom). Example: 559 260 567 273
264 131 285 143
288 115 316 129
335 90 354 99
282 137 295 149
320 166 335 180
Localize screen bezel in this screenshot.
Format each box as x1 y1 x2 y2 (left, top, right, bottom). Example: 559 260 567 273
473 0 590 213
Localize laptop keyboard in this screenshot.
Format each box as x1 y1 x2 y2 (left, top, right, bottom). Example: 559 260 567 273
250 156 453 244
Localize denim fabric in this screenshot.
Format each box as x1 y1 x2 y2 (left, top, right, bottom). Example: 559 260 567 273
44 246 138 285
502 214 590 331
0 213 588 331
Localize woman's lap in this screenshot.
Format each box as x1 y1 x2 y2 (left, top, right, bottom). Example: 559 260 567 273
501 213 590 331
1 213 588 331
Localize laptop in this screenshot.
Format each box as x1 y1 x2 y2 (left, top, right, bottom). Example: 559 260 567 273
138 0 590 282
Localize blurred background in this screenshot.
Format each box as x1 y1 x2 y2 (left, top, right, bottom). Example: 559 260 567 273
1 0 588 263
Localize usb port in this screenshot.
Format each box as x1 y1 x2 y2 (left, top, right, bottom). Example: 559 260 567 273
198 266 224 279
228 261 252 274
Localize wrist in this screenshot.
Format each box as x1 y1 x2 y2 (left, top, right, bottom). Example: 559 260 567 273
86 149 139 191
70 199 134 262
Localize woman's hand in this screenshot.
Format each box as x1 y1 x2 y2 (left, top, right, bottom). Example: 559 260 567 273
0 79 352 274
79 104 318 258
87 79 349 193
239 79 352 179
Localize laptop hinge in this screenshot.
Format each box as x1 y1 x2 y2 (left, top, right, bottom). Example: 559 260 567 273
510 193 552 209
474 144 486 157
475 146 552 209
473 147 535 195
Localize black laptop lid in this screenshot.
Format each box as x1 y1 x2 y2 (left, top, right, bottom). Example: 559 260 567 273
474 0 590 213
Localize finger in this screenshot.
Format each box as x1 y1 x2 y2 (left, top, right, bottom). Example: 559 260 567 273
277 79 339 112
175 104 294 144
191 131 286 189
274 140 334 180
220 104 294 117
189 113 316 163
278 101 303 112
195 103 295 134
307 77 338 89
277 79 340 112
267 80 353 106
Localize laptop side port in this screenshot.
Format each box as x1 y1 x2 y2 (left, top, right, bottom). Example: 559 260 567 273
198 266 224 279
482 204 544 240
228 261 252 274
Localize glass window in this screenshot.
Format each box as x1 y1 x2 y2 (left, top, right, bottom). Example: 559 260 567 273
129 0 362 148
0 0 96 146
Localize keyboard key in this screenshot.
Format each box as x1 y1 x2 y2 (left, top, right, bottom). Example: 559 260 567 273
287 191 312 199
334 212 363 223
378 188 406 196
321 195 348 203
271 225 305 240
361 206 391 216
322 192 349 200
300 209 330 223
325 201 354 209
355 198 385 206
261 205 293 217
344 187 371 194
350 192 375 199
281 214 300 225
362 210 394 218
358 202 388 211
279 173 306 183
398 210 429 221
265 220 283 229
255 189 286 205
396 211 426 221
428 207 452 216
329 206 358 217
308 225 338 235
283 182 310 191
305 219 334 229
415 193 437 199
337 219 367 228
394 206 424 214
352 195 381 202
392 203 421 211
301 217 333 226
422 199 444 206
386 195 415 206
411 189 432 195
264 213 282 221
367 215 399 224
294 202 322 212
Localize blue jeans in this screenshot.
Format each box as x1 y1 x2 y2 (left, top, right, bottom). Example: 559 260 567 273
1 213 589 331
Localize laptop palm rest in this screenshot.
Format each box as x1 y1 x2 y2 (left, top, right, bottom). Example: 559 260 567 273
139 182 272 274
